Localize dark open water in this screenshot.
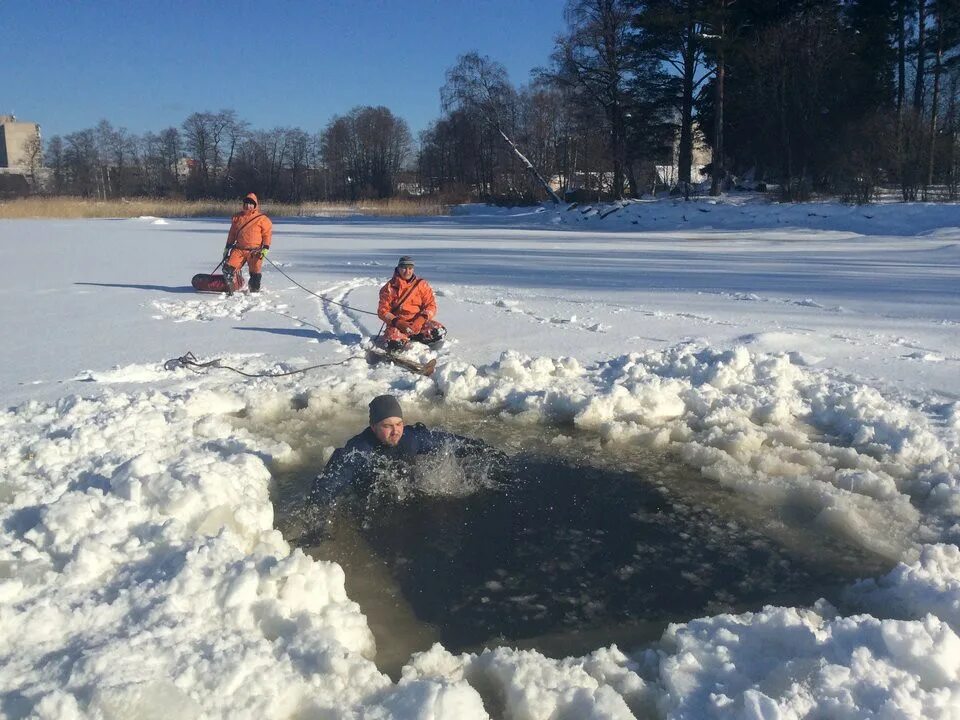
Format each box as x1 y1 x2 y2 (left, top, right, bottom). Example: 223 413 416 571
238 403 893 678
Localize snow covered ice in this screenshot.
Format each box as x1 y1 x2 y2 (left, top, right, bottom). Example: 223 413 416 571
2 197 960 718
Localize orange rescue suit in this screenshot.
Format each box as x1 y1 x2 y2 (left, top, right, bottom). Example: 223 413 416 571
225 193 272 273
378 272 437 334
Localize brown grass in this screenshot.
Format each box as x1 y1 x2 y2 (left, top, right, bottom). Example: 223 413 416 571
0 196 452 219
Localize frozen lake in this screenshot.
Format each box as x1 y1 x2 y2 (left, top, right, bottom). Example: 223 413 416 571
2 201 959 718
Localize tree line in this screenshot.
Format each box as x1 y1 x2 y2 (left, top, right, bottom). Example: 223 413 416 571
39 0 960 204
42 107 412 203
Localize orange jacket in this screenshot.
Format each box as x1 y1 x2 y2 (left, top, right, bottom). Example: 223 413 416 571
378 272 437 323
226 193 273 250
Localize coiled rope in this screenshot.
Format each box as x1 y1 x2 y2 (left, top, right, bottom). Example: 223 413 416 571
164 351 364 378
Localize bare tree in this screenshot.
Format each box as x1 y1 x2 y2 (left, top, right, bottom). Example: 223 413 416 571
518 84 571 198
21 133 44 192
159 127 183 191
443 52 562 203
142 127 183 196
321 106 411 200
95 120 139 197
550 0 637 199
63 129 99 197
44 135 66 195
181 112 213 195
217 110 248 194
285 128 312 203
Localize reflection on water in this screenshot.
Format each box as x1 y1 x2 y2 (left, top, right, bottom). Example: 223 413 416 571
240 403 894 679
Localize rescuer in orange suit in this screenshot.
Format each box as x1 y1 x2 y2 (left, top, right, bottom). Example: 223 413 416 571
377 256 446 350
223 193 272 294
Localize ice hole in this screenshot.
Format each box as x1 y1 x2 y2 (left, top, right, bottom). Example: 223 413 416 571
237 402 894 680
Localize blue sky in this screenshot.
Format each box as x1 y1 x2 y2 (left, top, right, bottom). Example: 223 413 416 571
6 0 567 141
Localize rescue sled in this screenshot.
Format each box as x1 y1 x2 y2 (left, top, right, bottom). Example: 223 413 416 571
192 273 246 293
366 335 440 375
366 346 437 376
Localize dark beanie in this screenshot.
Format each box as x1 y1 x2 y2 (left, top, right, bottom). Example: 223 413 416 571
369 394 403 425
397 255 414 267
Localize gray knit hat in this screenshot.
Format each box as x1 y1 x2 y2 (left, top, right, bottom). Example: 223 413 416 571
397 256 415 268
369 395 403 425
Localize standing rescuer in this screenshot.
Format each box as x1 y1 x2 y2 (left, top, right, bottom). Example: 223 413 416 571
377 256 446 350
223 193 272 295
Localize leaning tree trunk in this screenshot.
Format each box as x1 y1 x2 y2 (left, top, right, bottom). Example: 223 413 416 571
496 126 563 204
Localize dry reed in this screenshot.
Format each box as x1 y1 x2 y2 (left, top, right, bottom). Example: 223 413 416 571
0 196 451 219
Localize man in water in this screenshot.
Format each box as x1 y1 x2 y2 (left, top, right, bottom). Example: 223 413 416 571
309 394 500 512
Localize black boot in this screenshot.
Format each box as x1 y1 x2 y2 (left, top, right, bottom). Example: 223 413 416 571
249 273 262 293
223 267 236 296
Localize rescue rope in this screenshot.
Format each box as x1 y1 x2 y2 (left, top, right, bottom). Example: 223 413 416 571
166 251 389 378
164 351 364 378
264 255 380 317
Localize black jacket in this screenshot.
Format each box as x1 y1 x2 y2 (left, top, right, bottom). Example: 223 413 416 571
310 423 492 506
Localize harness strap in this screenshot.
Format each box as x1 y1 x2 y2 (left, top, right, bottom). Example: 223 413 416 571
226 212 263 249
390 277 422 315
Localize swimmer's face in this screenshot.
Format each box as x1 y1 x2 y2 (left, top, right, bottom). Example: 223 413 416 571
371 416 404 446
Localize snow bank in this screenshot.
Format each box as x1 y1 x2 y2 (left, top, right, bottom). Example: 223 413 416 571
436 344 958 560
0 385 445 718
849 544 960 631
655 603 960 718
455 195 960 237
4 338 958 717
400 603 960 719
402 643 655 720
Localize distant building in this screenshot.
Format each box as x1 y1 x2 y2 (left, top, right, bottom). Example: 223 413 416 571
547 120 714 199
655 120 712 191
0 114 41 171
549 171 615 196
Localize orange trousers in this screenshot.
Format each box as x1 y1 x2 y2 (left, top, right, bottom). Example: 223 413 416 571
224 247 264 276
